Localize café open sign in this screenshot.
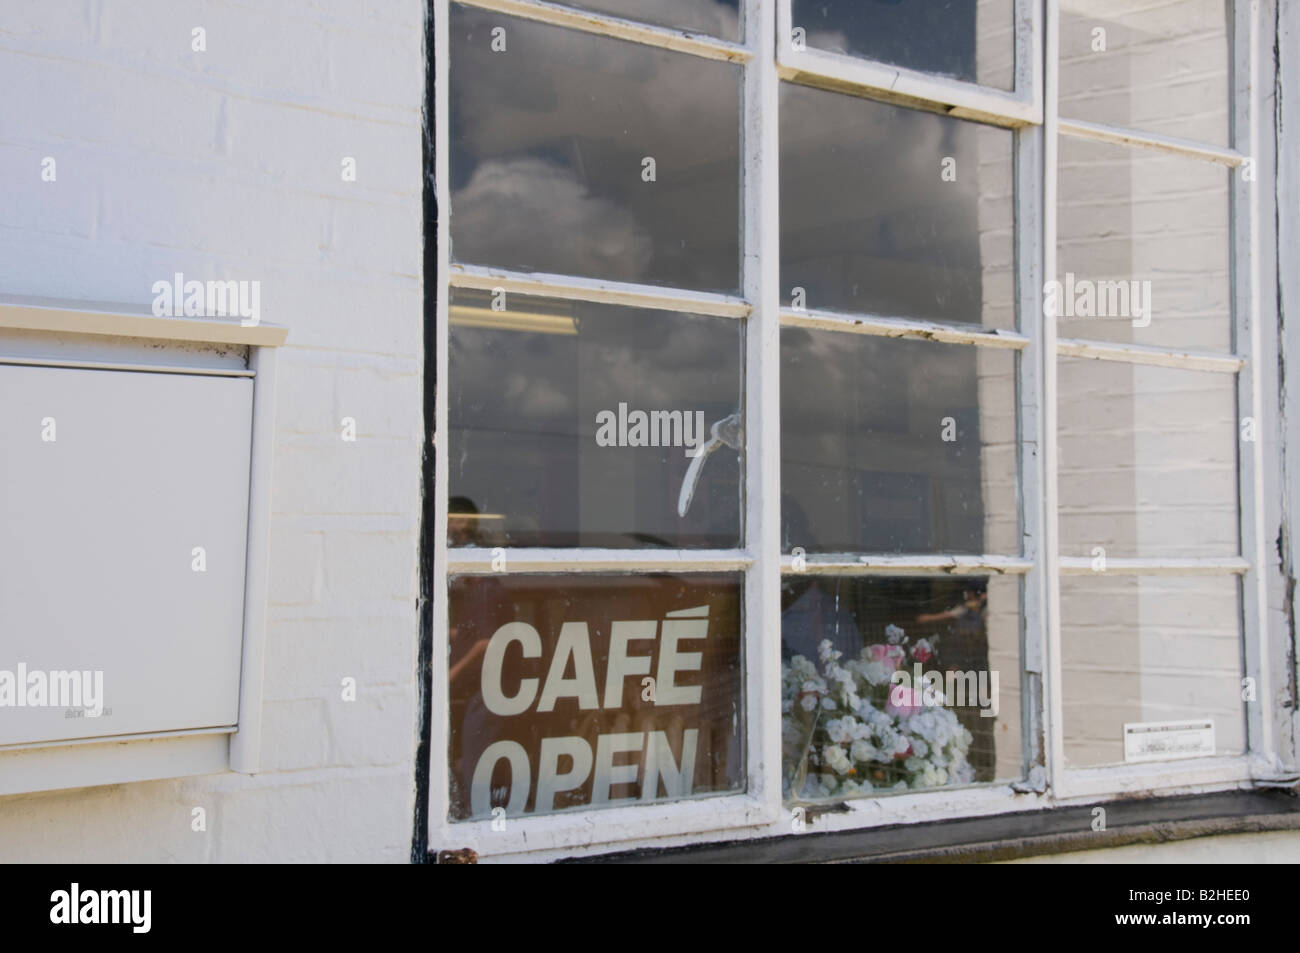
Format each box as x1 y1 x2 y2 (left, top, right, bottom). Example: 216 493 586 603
448 575 743 820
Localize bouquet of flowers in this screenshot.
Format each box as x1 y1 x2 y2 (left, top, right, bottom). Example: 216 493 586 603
781 624 975 799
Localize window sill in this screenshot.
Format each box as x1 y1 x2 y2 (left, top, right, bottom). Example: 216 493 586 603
562 789 1300 863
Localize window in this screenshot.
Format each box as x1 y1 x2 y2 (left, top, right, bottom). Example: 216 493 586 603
427 0 1286 858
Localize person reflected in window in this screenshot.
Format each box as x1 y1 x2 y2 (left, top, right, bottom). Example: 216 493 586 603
916 585 993 780
780 495 863 662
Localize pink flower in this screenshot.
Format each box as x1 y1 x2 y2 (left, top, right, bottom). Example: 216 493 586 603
869 644 906 671
887 685 924 717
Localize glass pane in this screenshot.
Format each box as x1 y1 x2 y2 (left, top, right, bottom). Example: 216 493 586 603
563 0 740 41
449 288 743 549
790 0 1015 91
448 573 743 820
1060 0 1229 147
1058 360 1238 559
450 3 741 292
1056 137 1231 351
781 574 1021 800
781 329 1019 554
781 83 1015 328
1061 575 1244 767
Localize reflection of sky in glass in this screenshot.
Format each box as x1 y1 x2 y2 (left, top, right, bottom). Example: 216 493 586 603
791 0 1014 90
449 4 741 292
450 289 743 549
781 329 1017 554
564 0 740 41
780 83 1014 328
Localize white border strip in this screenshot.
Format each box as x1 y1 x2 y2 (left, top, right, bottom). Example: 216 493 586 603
781 308 1029 349
456 0 752 62
450 263 751 318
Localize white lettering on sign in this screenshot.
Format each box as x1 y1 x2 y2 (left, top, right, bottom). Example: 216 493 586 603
470 606 711 817
480 622 541 716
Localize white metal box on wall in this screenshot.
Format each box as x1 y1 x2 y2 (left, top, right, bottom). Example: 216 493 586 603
0 298 284 794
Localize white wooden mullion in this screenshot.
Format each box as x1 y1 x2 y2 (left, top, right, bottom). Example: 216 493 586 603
1233 0 1275 768
1056 338 1245 373
455 0 753 62
450 263 751 318
1058 117 1248 168
741 0 783 824
781 308 1029 349
1041 0 1067 802
1016 109 1049 782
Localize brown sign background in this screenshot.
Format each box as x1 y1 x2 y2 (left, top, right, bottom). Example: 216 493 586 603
448 573 743 820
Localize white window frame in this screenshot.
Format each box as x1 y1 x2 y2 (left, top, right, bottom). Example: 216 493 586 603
428 0 1291 861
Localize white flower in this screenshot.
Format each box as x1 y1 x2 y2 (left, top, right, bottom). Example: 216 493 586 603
800 694 818 712
817 639 842 664
823 744 853 775
826 717 858 744
863 661 892 686
885 624 906 644
850 739 878 763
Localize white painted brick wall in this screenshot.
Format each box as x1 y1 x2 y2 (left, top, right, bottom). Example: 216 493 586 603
0 0 425 862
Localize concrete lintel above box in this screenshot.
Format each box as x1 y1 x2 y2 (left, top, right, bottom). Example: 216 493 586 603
0 294 288 348
0 296 285 792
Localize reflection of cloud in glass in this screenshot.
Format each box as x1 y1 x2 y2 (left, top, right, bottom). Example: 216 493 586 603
566 0 739 41
452 157 653 282
449 4 740 291
451 289 739 426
